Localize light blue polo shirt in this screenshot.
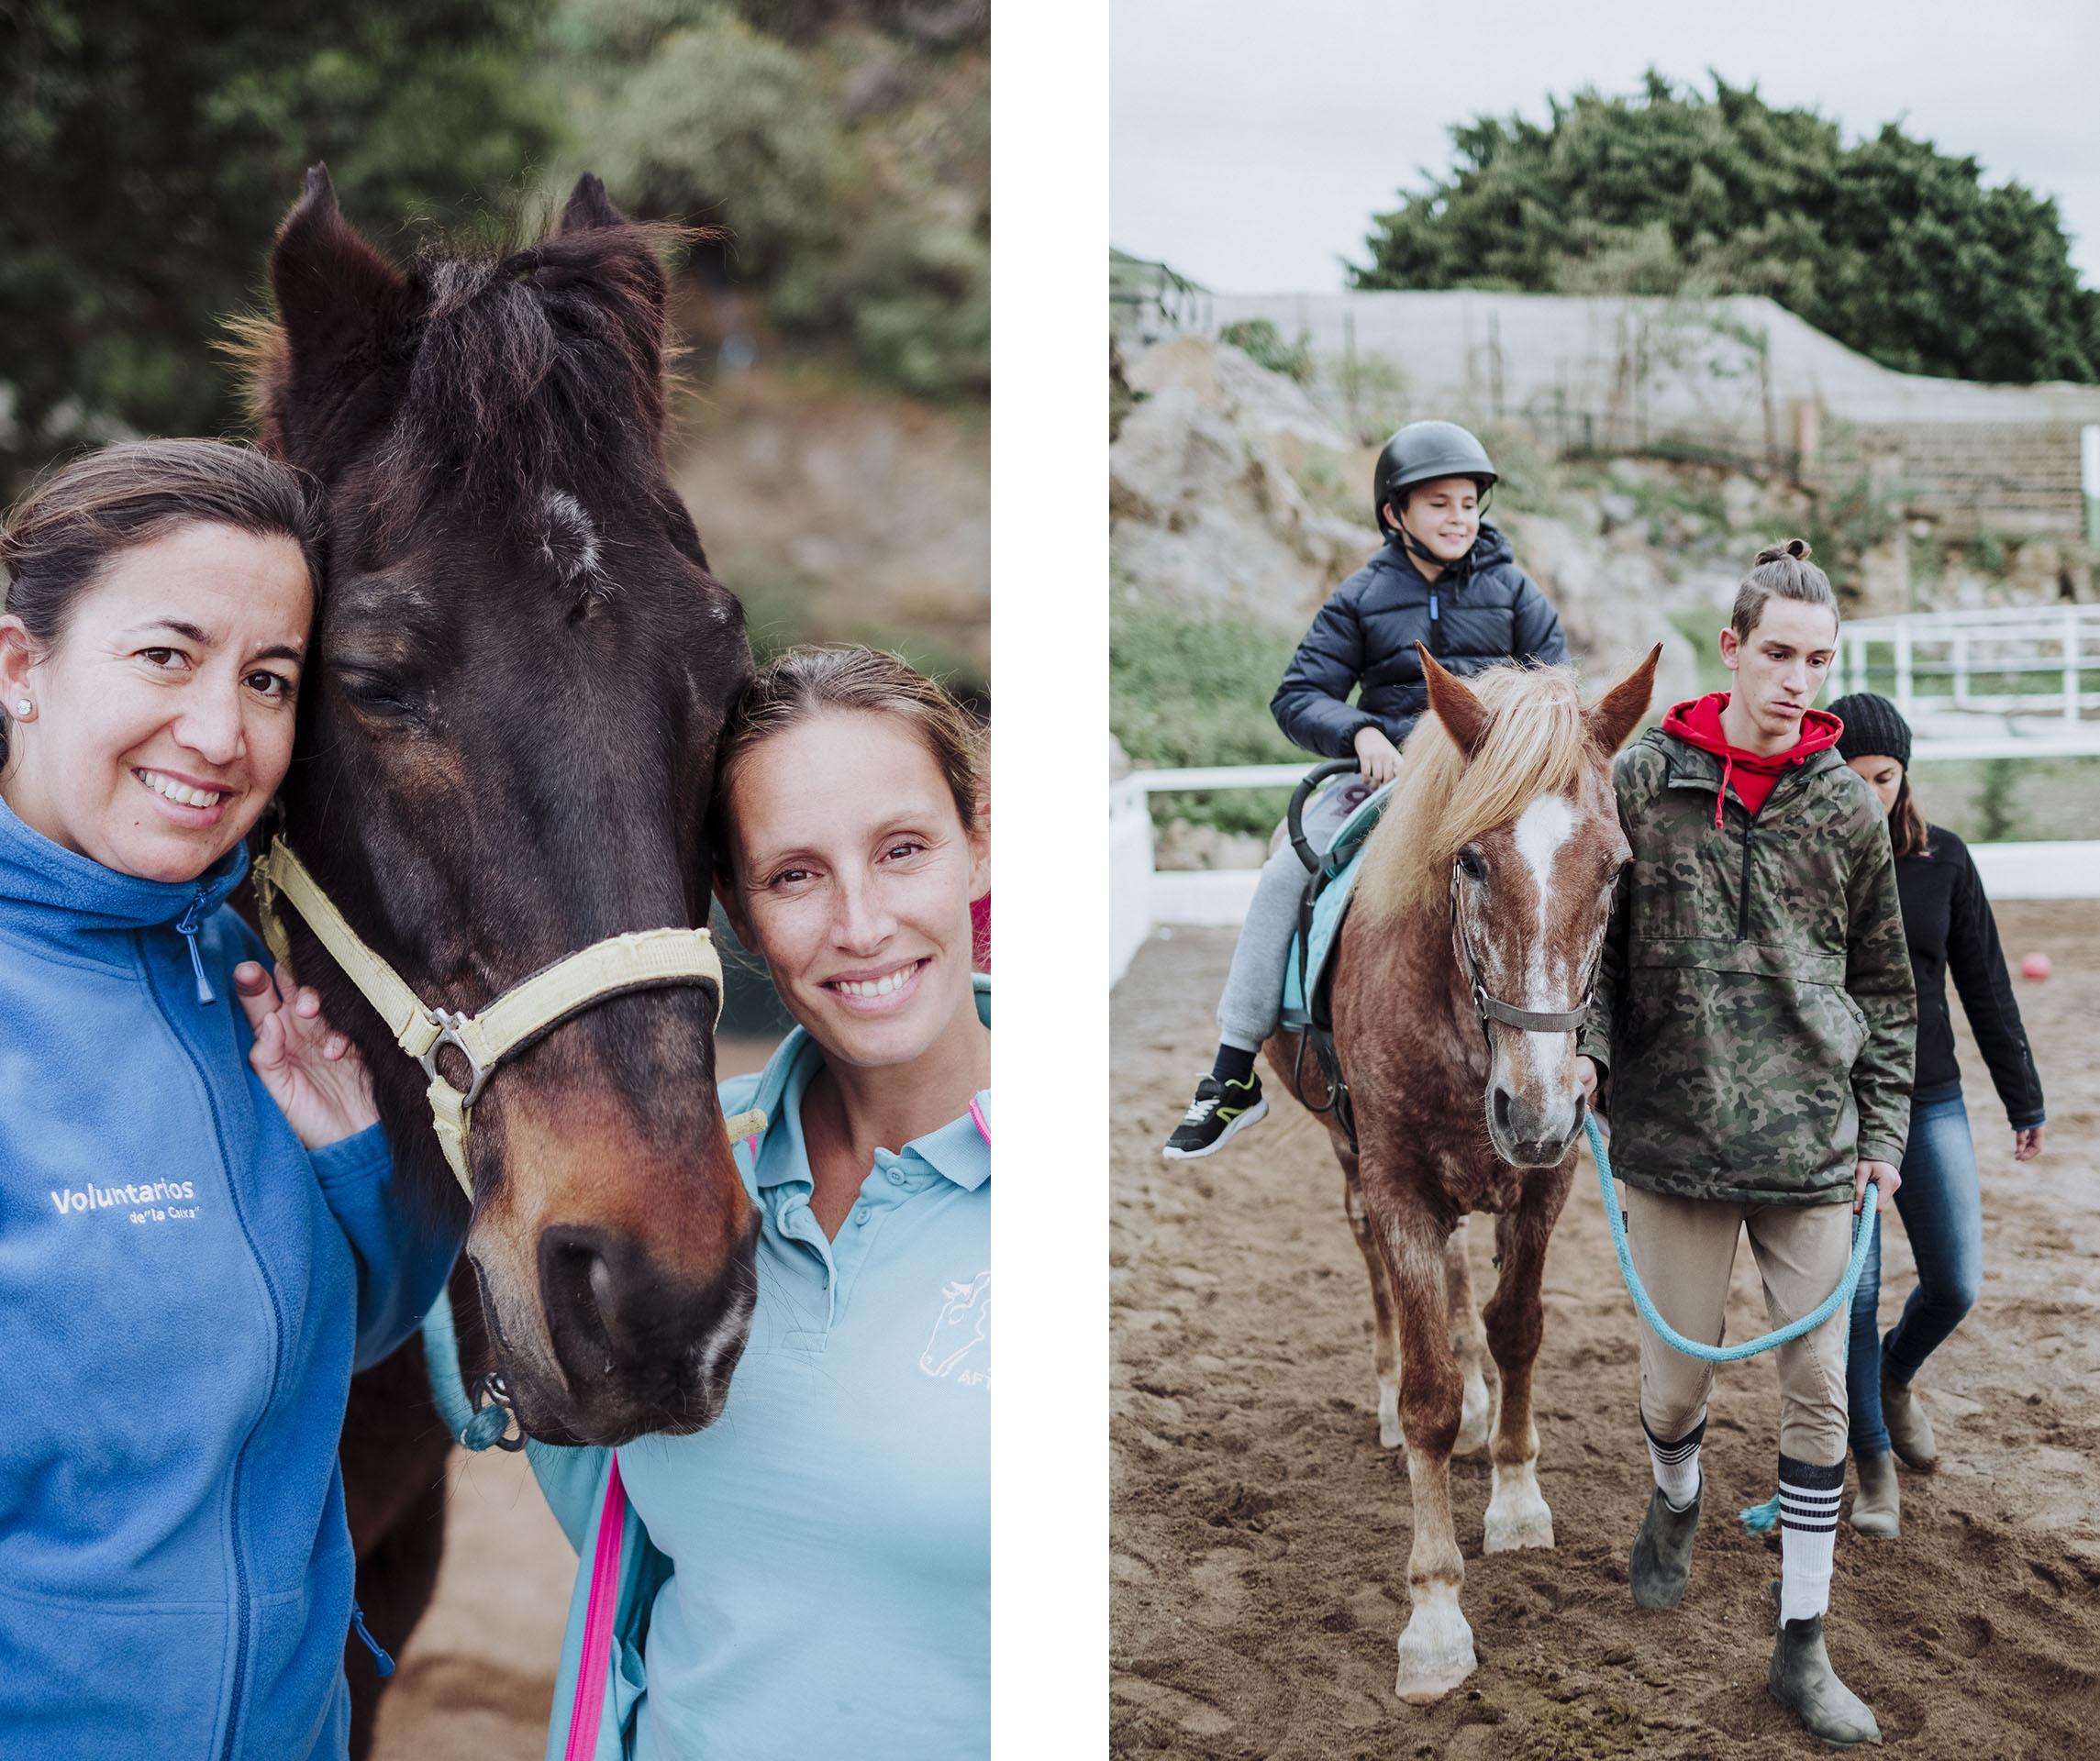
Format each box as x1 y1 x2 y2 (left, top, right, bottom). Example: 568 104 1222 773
617 982 990 1761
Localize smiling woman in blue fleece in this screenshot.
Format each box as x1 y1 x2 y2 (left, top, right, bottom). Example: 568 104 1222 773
0 439 460 1760
519 646 992 1761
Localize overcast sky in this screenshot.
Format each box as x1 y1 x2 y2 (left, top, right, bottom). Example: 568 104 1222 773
1113 0 2100 294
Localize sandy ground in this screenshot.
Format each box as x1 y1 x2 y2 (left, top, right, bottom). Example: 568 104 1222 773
370 1034 780 1760
1111 906 2100 1761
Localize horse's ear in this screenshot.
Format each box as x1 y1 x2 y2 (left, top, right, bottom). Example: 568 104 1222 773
1586 643 1663 755
559 173 626 234
270 165 404 378
1417 642 1490 759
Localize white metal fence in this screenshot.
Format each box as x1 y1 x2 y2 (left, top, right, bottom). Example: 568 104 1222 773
1111 748 2100 986
1832 605 2100 751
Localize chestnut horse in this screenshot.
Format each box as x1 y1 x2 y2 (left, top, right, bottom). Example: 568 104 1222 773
1267 644 1658 1705
236 167 756 1748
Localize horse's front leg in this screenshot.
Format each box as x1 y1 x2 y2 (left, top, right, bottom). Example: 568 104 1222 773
1479 1168 1572 1553
1444 1218 1495 1456
1368 1174 1475 1704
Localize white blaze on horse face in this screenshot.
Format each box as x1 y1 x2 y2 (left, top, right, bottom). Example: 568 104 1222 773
1511 794 1578 1085
541 488 604 584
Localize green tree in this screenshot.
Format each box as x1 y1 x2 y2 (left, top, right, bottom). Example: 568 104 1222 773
1352 71 2100 385
554 1 989 399
0 1 564 485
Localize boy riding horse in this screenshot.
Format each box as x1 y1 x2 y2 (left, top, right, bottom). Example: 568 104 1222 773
1164 420 1568 1157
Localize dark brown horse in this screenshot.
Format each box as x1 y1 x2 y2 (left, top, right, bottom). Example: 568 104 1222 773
1267 644 1657 1704
237 166 755 1747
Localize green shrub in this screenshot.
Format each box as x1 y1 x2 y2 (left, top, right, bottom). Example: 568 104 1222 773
591 11 841 277
1218 318 1315 382
1111 599 1314 836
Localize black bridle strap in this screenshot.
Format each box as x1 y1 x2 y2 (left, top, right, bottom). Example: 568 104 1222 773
1450 869 1594 1039
1473 992 1591 1034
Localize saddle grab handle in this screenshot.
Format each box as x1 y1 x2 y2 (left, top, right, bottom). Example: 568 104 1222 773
1288 759 1365 875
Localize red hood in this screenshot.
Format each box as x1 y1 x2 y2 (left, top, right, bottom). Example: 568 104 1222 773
1661 692 1842 823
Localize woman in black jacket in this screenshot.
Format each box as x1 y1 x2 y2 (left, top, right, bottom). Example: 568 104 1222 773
1829 693 2047 1537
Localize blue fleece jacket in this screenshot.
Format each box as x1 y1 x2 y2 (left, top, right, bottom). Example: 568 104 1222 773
0 796 461 1759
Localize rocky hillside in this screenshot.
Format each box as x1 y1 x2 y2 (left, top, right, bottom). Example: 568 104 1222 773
1111 332 2100 866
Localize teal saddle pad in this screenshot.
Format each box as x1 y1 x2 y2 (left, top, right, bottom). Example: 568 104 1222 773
1281 783 1392 1033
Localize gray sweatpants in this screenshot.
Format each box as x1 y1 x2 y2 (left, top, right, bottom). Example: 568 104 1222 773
1216 776 1374 1049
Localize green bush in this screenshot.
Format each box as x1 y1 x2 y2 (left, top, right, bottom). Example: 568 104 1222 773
589 11 841 277
1354 70 2100 385
1111 599 1315 836
0 0 563 485
1218 318 1314 382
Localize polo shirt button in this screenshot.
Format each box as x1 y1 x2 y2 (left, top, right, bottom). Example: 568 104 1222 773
886 1168 906 1186
853 1206 871 1226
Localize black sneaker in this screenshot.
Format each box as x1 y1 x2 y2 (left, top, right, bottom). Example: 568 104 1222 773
1162 1074 1268 1159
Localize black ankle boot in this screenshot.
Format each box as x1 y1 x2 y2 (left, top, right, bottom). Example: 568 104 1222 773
1769 1609 1882 1746
1628 1483 1700 1609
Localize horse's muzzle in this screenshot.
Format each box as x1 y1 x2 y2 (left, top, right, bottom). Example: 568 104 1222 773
500 1215 760 1445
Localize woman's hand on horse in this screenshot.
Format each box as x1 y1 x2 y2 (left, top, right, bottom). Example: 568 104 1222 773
1574 1056 1597 1103
1852 1158 1900 1214
235 961 381 1150
2013 1124 2046 1163
1352 725 1402 785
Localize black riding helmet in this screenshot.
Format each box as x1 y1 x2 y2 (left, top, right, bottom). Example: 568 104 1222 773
1373 420 1498 541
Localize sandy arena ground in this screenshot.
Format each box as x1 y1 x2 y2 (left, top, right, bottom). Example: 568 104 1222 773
370 1034 780 1760
1112 904 2100 1760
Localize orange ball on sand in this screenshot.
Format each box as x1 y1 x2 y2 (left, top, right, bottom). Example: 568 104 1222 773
2020 952 2052 982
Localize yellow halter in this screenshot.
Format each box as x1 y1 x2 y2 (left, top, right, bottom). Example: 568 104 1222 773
251 836 766 1198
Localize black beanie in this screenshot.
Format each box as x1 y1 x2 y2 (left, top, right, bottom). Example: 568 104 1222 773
1828 692 1913 770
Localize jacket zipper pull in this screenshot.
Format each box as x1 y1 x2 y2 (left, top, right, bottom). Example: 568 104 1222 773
1429 592 1439 622
350 1601 396 1678
175 894 217 1005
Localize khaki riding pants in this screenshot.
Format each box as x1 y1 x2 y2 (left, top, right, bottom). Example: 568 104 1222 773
1622 1184 1854 1466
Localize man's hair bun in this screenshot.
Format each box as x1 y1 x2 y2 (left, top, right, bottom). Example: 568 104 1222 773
1753 537 1813 566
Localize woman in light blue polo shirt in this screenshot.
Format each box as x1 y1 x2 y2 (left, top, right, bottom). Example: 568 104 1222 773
531 644 990 1760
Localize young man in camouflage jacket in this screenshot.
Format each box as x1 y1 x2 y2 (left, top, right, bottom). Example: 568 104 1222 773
1575 540 1915 1748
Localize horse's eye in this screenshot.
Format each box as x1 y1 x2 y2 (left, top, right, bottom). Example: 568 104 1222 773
1456 848 1486 881
335 669 424 723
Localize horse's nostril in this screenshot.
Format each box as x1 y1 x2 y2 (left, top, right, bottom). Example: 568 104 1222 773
1493 1089 1514 1135
543 1235 619 1359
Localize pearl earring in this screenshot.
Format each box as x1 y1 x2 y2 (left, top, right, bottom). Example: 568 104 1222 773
13 700 28 718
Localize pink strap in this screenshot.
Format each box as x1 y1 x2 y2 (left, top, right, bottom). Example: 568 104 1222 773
969 1094 990 1146
566 1456 628 1761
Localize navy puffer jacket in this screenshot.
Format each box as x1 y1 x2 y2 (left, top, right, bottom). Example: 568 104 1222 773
1270 523 1568 759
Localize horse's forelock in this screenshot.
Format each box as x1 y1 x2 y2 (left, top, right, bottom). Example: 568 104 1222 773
1355 663 1594 926
245 212 678 543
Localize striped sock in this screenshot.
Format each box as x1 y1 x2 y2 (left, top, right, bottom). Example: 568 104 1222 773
1777 1454 1845 1623
1642 1410 1705 1512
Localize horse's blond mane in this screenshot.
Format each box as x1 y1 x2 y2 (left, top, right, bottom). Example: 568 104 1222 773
1353 661 1594 928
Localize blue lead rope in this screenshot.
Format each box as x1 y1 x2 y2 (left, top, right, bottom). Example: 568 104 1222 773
1582 1112 1876 1534
420 1283 514 1452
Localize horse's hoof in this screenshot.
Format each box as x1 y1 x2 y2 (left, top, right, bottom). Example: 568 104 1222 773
1394 1596 1476 1704
1454 1373 1493 1456
1483 1499 1556 1553
1484 1460 1555 1552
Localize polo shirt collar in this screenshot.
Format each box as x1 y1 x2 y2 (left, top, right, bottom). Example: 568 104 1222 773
746 973 991 1193
909 1098 990 1191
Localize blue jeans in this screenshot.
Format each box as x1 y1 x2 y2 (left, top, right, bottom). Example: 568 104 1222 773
1847 1083 1984 1460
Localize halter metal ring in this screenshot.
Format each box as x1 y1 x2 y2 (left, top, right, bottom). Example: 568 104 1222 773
418 1010 492 1106
469 1371 528 1452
